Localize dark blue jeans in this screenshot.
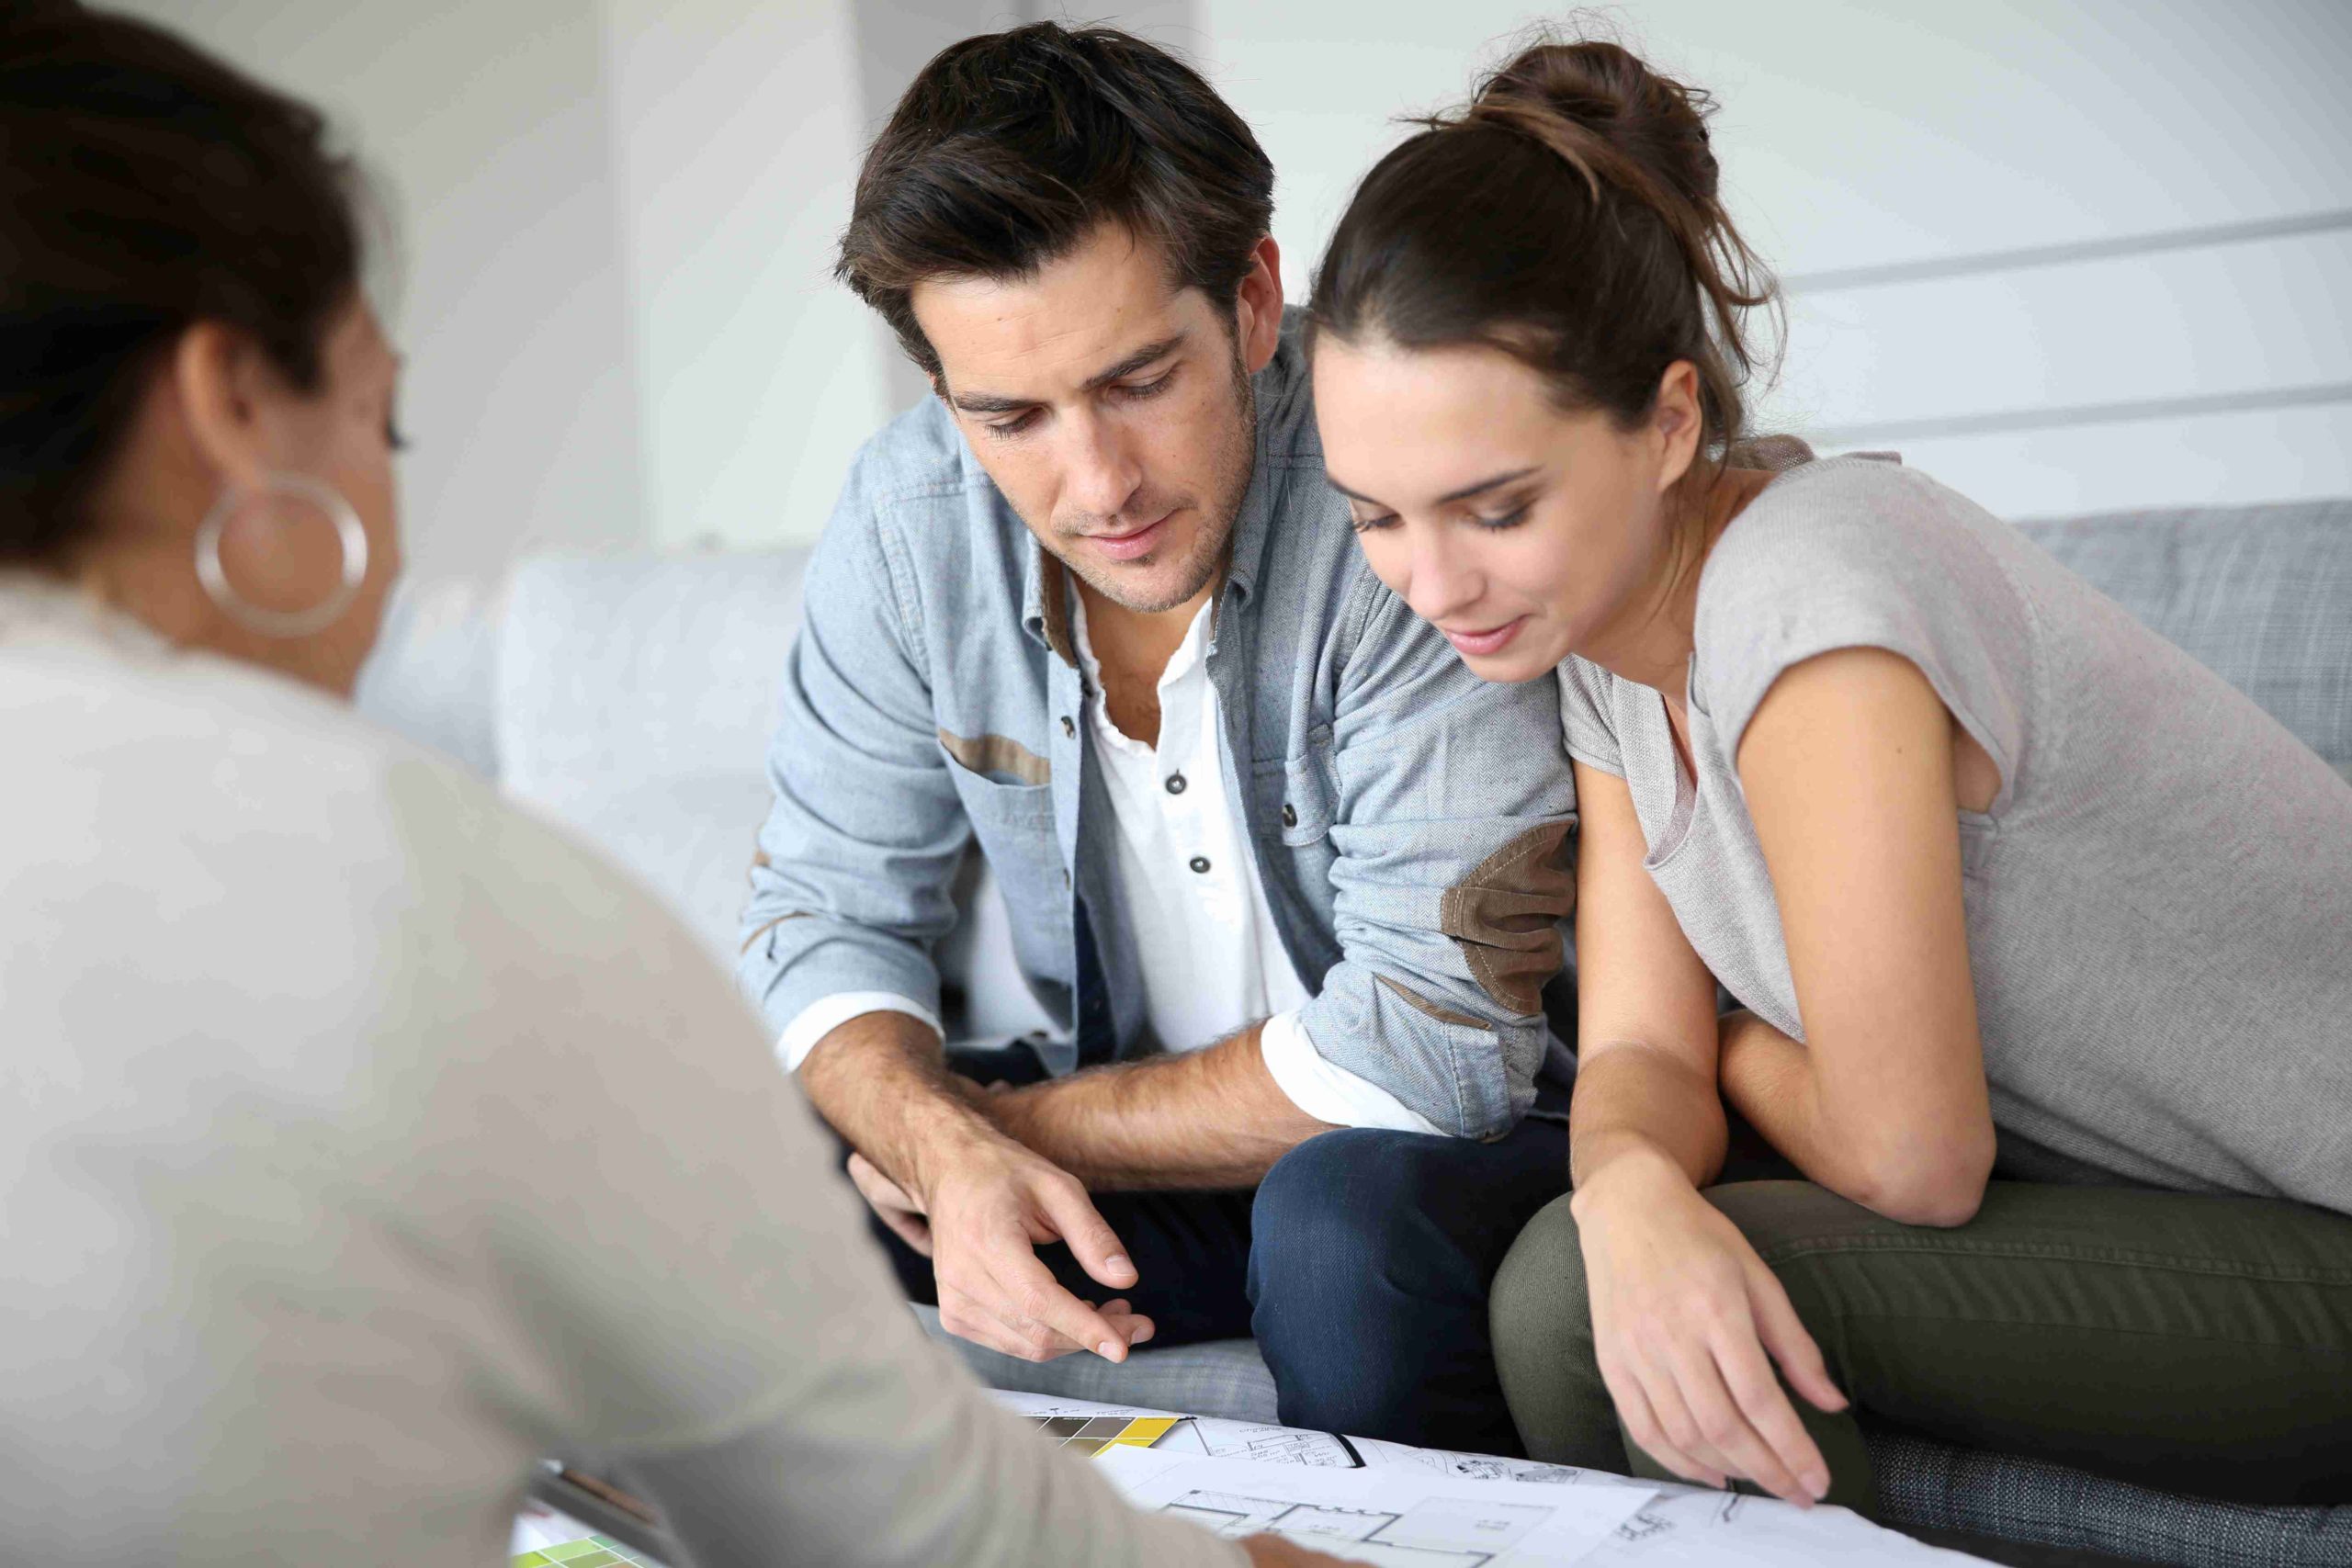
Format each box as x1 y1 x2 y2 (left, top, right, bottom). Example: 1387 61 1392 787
863 1043 1571 1456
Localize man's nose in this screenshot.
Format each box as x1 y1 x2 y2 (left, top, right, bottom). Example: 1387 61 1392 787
1062 411 1144 522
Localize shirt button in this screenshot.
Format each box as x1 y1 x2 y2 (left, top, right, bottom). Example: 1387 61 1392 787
1061 868 1071 889
1060 716 1075 739
1188 855 1212 875
1281 803 1298 829
1165 773 1187 795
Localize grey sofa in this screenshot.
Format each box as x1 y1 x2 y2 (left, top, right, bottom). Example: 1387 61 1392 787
358 496 2352 1568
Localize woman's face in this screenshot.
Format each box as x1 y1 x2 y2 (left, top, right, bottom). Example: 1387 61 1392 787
1311 335 1693 683
219 298 405 694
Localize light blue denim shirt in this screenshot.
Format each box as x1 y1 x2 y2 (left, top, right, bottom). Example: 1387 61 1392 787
740 312 1576 1137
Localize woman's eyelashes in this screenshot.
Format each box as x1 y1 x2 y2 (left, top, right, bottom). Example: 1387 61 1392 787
1347 499 1533 534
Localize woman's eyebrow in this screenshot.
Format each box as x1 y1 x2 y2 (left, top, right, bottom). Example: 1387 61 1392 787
1326 465 1540 507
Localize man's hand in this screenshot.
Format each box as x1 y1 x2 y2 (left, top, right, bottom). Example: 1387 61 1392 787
914 1130 1159 1363
846 1151 933 1256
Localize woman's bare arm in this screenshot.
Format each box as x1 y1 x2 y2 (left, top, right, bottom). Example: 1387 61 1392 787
1566 761 1845 1505
1728 646 1997 1226
1567 761 1728 1196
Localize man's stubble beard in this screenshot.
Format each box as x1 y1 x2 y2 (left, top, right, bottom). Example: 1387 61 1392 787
1052 344 1259 616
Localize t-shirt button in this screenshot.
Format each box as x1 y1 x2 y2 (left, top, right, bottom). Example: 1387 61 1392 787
1188 855 1212 874
1061 868 1071 889
1165 773 1187 795
1060 715 1076 739
1281 803 1298 829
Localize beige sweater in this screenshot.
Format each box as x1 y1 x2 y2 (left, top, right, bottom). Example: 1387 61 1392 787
0 579 1235 1568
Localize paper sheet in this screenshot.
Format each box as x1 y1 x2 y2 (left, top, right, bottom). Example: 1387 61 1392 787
1348 1437 1625 1488
996 1391 1359 1466
1094 1447 1654 1566
1581 1485 1994 1566
508 1502 668 1565
996 1391 1995 1565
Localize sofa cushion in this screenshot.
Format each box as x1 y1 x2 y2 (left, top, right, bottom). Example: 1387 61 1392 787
496 550 808 797
1870 1427 2352 1568
354 573 507 778
915 1307 1278 1423
2017 501 2352 779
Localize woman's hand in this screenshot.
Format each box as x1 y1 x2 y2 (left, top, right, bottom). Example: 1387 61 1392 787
1571 1151 1849 1506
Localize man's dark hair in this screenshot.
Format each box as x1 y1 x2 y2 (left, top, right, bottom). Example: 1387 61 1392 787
837 23 1275 379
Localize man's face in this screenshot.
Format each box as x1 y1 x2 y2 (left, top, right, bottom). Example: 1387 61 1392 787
910 224 1279 614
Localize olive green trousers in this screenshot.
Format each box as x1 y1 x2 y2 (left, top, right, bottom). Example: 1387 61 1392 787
1490 1180 2352 1515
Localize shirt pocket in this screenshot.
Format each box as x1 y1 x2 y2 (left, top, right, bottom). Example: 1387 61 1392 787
940 742 1069 982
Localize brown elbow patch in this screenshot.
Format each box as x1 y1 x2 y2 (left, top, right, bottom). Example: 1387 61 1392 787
1439 820 1575 1015
938 728 1051 786
1376 973 1491 1032
740 910 810 955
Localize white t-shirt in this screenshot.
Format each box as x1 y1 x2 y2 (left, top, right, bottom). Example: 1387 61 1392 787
0 580 1236 1568
1072 598 1440 1133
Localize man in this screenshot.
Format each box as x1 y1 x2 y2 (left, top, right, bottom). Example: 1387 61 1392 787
740 23 1577 1455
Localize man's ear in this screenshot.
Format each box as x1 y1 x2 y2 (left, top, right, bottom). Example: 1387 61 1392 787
169 321 278 494
1234 235 1284 376
1651 359 1704 496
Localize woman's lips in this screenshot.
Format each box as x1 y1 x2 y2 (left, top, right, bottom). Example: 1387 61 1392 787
1441 615 1530 658
1088 512 1175 563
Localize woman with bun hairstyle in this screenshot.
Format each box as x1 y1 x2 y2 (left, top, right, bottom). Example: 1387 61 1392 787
0 6 1337 1564
1308 36 2352 1516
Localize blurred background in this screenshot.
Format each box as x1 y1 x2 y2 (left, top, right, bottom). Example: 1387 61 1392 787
119 1 2352 586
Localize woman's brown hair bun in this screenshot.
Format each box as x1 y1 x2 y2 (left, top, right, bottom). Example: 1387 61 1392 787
1467 39 1723 215
1310 33 1778 472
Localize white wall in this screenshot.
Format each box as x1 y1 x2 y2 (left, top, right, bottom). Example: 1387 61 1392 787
113 0 650 583
123 0 2350 570
1198 0 2352 517
128 0 1210 570
602 0 895 553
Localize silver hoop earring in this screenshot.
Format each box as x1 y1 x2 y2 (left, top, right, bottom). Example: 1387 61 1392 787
194 473 370 639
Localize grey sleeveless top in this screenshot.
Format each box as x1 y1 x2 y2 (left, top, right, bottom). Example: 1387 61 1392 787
1558 445 2352 1211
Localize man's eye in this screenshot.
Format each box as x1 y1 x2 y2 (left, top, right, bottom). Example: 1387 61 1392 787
986 411 1042 438
1475 503 1531 530
1349 512 1400 534
1118 371 1175 400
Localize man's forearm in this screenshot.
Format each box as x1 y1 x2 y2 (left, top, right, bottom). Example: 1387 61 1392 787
797 1010 1004 1200
982 1028 1333 1190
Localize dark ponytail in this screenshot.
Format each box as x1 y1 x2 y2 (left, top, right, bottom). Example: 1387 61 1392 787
0 2 366 567
1310 37 1777 466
